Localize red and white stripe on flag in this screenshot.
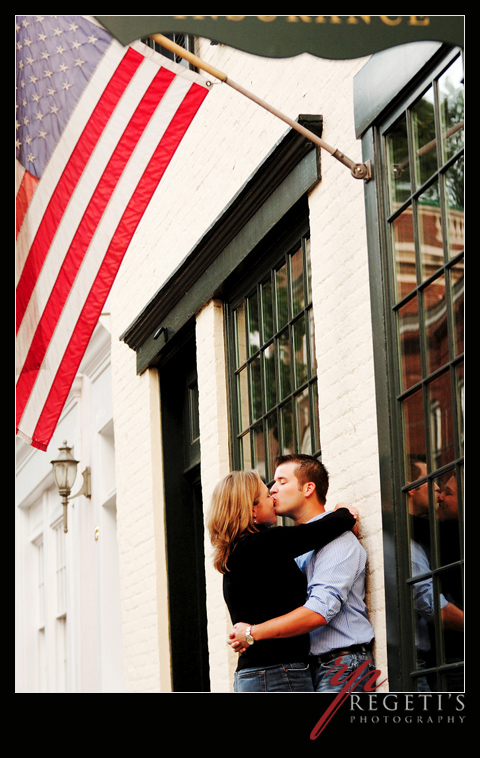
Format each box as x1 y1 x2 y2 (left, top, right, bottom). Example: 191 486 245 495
16 17 209 451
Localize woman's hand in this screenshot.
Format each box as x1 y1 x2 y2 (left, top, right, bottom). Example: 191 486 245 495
334 502 359 536
228 622 250 654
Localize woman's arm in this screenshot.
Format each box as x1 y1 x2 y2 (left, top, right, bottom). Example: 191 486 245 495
263 506 356 560
229 608 326 652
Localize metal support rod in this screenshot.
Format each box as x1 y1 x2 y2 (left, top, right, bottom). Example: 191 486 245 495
150 33 372 181
61 494 69 533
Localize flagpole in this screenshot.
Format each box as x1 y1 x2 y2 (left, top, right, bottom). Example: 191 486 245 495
150 33 372 181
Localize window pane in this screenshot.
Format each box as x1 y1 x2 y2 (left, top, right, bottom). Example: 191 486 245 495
293 315 308 389
248 292 260 355
307 309 316 377
455 362 464 456
402 390 426 479
311 381 320 454
264 343 276 412
261 278 274 342
278 330 292 400
266 413 279 481
407 470 440 688
418 181 444 281
439 578 464 691
276 263 289 329
424 275 448 375
428 371 454 469
398 296 421 391
234 303 247 368
439 56 464 164
291 247 305 317
436 469 461 549
451 260 464 356
241 432 252 469
252 424 266 478
250 356 262 421
386 114 411 211
237 368 249 433
392 207 416 301
305 237 312 302
409 579 437 686
296 388 311 453
411 86 437 188
407 480 431 555
280 401 294 454
445 158 464 258
436 462 464 691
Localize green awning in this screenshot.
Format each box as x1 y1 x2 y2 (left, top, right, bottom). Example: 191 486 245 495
94 15 463 58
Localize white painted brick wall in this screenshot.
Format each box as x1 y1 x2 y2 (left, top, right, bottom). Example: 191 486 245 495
308 114 388 684
196 300 237 692
109 44 389 691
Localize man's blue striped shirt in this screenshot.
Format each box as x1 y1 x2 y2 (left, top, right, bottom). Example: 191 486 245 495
295 512 374 655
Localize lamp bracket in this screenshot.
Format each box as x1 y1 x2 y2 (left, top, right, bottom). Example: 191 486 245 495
68 467 91 501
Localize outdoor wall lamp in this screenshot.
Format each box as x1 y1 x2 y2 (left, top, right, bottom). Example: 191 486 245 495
50 441 91 533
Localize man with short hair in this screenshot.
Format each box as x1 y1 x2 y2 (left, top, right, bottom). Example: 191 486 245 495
230 454 376 692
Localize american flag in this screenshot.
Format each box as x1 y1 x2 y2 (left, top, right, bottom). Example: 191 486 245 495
16 16 209 451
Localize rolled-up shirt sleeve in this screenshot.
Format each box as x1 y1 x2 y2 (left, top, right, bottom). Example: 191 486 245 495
302 532 360 622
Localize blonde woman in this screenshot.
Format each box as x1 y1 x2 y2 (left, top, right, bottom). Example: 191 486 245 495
207 469 355 692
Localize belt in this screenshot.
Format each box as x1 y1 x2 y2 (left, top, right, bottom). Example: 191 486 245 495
314 642 373 665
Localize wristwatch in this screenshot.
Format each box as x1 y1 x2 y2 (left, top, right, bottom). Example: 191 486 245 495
245 626 255 645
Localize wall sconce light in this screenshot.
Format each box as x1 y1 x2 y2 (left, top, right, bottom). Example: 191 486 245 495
50 441 91 533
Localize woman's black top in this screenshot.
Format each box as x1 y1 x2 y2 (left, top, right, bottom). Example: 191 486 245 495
223 508 355 670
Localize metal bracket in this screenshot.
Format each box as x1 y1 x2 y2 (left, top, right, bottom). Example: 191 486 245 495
153 326 169 347
332 149 372 181
351 159 372 181
68 467 91 501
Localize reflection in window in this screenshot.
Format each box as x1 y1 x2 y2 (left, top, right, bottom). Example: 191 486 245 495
402 390 426 479
392 208 416 301
428 370 455 468
386 113 411 211
406 460 463 691
424 275 448 375
384 53 464 690
418 182 443 282
436 469 464 692
438 56 464 163
411 86 437 188
445 158 465 258
398 296 420 391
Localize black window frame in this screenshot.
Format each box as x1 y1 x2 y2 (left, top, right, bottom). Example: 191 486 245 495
358 45 464 692
225 211 320 481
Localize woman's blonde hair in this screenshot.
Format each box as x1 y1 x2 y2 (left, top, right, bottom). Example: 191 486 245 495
207 470 263 574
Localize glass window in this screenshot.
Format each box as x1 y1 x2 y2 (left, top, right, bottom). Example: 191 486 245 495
228 236 319 481
383 53 464 691
142 33 196 68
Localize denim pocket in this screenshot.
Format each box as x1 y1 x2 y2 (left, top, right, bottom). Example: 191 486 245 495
285 662 310 671
234 668 266 692
283 662 314 691
317 653 375 692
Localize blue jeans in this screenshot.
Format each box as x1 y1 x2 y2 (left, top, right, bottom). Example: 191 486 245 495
234 662 314 692
310 649 376 692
